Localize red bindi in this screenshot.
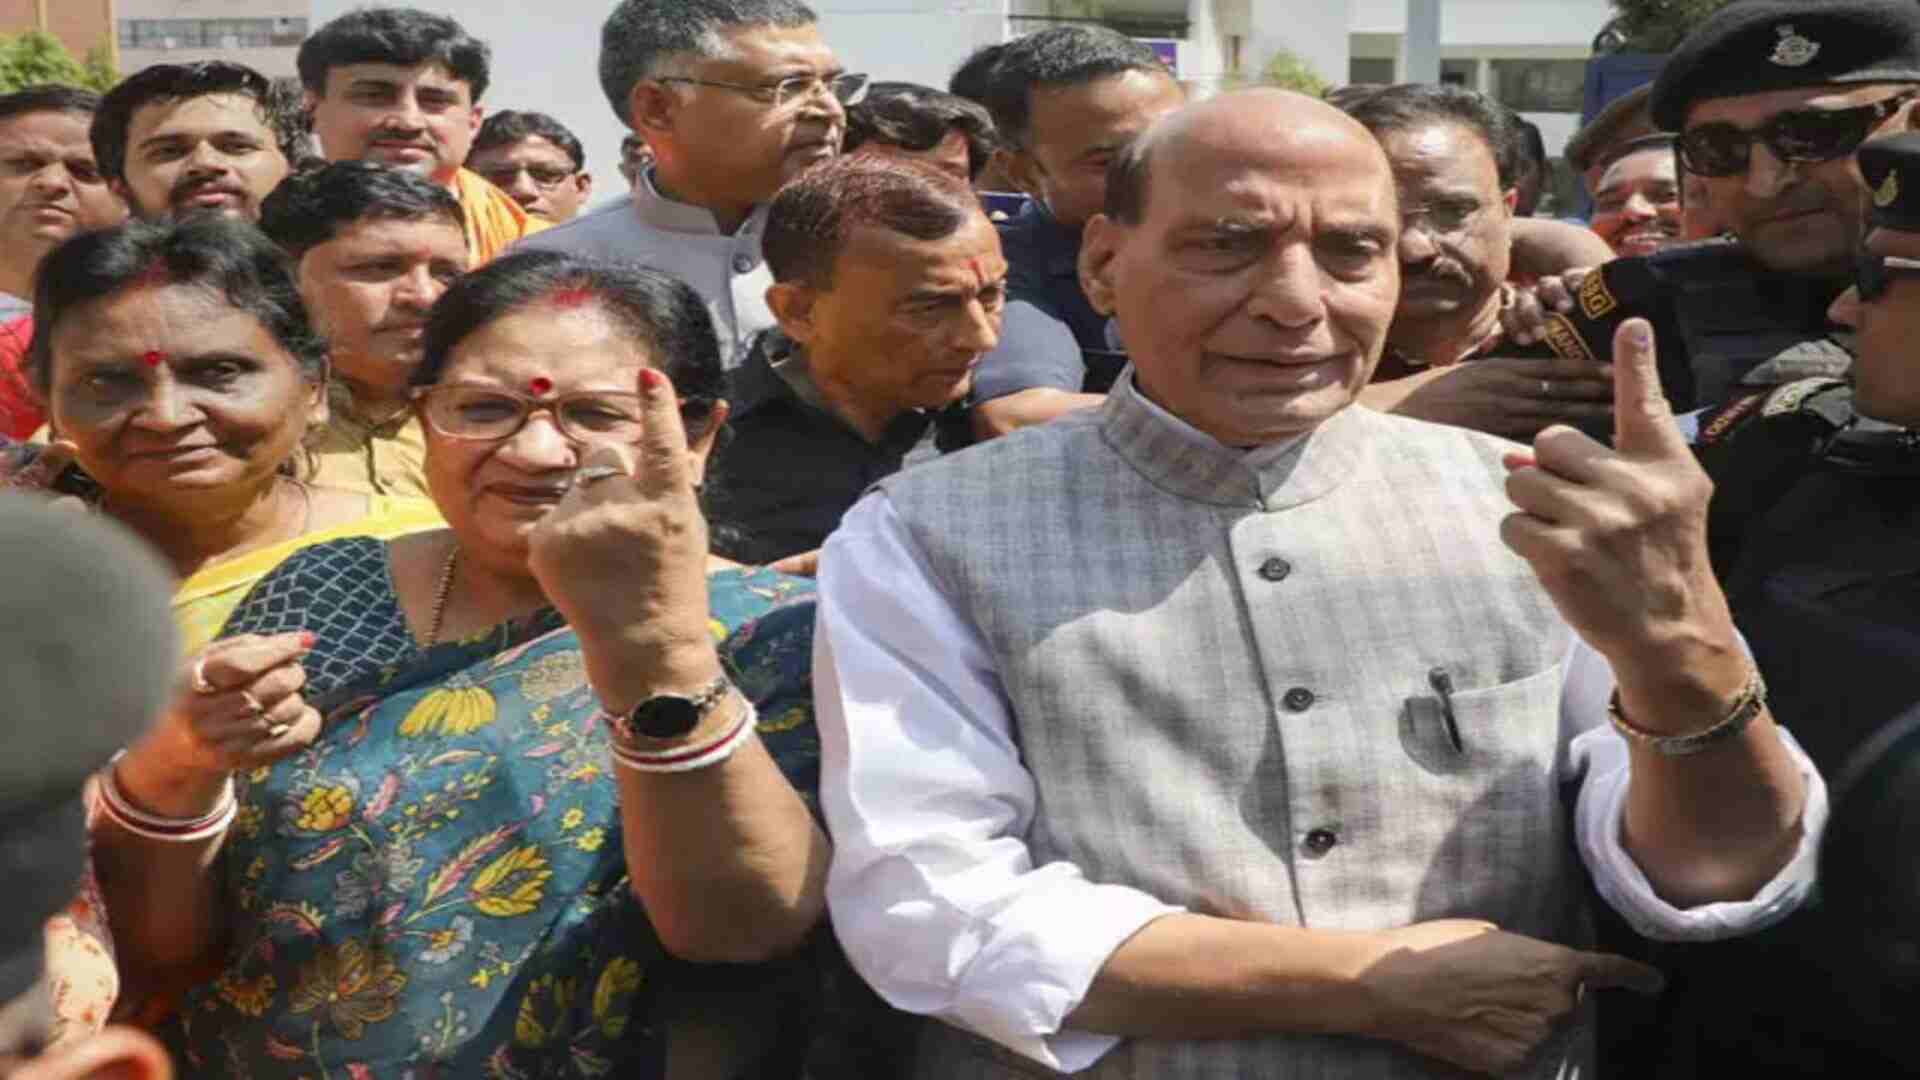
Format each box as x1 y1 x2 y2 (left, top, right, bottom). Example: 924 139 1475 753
141 350 165 368
527 376 553 396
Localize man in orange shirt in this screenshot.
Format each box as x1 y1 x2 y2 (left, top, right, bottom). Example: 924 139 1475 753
297 7 542 265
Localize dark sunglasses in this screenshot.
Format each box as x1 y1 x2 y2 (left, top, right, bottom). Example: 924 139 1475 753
1855 250 1920 301
1677 91 1917 178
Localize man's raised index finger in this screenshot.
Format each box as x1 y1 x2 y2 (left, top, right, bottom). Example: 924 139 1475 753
1610 318 1686 458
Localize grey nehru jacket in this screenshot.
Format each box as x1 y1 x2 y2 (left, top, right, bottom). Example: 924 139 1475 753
878 377 1596 1078
513 170 773 366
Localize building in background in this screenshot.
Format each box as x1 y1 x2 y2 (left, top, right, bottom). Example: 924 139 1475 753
0 0 115 62
117 0 308 79
41 0 1601 215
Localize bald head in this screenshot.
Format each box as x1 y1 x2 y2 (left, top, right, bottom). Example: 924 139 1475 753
1106 88 1393 225
1080 87 1403 448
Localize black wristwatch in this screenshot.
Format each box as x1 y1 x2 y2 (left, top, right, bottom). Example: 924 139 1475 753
608 674 733 740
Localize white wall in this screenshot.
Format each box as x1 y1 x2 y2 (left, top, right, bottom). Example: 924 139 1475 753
1349 0 1612 47
814 0 1005 88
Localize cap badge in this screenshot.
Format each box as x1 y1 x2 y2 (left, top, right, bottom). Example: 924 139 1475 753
1770 24 1820 68
1877 170 1901 209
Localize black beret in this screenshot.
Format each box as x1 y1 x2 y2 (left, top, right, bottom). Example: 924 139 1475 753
1861 132 1920 232
1650 1 1920 131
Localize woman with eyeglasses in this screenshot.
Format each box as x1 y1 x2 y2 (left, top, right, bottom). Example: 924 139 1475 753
93 251 835 1077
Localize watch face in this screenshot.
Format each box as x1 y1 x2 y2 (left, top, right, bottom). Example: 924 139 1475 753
631 696 702 738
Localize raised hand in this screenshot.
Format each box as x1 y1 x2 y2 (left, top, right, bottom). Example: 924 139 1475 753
1363 919 1662 1075
152 632 320 778
525 367 729 710
1498 318 1733 684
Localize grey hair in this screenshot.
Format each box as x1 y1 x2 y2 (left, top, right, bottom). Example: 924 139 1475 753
598 0 817 125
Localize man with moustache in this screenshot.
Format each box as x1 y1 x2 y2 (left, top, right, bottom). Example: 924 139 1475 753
815 88 1821 1079
1346 83 1617 440
260 162 467 499
1533 1 1920 420
1589 135 1684 258
0 87 124 438
520 0 858 365
706 157 1001 566
1624 131 1920 1078
89 62 298 223
465 110 593 224
298 7 538 265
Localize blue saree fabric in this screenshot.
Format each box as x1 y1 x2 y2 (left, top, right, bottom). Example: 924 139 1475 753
161 538 821 1078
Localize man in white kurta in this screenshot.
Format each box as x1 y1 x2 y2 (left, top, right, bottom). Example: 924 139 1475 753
813 90 1822 1078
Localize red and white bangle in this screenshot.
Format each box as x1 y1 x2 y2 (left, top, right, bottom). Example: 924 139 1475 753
606 695 758 774
94 750 237 842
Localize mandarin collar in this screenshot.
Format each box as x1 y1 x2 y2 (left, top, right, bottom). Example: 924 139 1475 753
1098 371 1366 510
631 167 769 237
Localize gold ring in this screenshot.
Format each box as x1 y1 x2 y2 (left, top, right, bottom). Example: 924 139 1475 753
267 723 290 739
576 464 627 486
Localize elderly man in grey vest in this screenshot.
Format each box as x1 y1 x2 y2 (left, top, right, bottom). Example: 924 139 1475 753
812 89 1822 1078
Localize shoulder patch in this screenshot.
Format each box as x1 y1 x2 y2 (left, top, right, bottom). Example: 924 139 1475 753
1540 313 1597 366
1761 376 1847 418
1697 390 1770 447
1577 271 1618 320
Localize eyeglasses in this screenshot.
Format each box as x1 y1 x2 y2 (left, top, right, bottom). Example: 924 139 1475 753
475 163 578 190
415 385 646 444
656 71 870 110
1677 92 1918 178
1854 250 1920 301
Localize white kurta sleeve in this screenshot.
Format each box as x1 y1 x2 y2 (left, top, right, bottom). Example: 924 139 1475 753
815 492 1183 1073
1560 638 1827 942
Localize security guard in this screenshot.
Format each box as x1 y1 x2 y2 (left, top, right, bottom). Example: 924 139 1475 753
1541 0 1920 415
1620 133 1920 1077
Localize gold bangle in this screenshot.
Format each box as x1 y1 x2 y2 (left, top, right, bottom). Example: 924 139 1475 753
1608 664 1768 757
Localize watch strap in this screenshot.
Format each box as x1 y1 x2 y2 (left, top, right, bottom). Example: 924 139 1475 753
604 674 733 743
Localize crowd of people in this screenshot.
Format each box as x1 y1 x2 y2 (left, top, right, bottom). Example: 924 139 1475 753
0 0 1915 1076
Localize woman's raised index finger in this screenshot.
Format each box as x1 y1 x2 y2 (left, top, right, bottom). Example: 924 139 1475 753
634 366 694 499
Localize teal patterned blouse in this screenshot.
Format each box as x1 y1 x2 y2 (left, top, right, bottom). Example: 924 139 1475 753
160 538 823 1078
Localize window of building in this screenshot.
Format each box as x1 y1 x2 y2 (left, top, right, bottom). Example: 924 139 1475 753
1490 59 1586 113
1348 57 1394 85
119 17 308 50
1440 59 1477 88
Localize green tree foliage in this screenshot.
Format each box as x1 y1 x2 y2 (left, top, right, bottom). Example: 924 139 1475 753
1255 48 1330 97
0 30 119 95
1608 0 1736 54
